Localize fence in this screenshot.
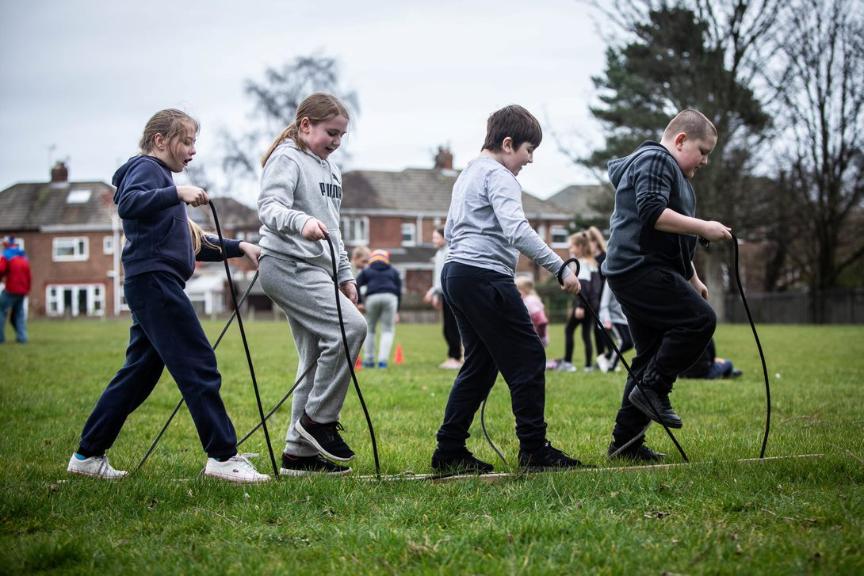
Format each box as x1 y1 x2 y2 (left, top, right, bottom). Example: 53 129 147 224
724 288 864 324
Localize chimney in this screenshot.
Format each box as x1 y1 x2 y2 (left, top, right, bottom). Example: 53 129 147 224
51 161 69 184
434 146 454 171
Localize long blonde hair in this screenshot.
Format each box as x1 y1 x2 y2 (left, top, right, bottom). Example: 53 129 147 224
569 231 597 268
260 92 350 167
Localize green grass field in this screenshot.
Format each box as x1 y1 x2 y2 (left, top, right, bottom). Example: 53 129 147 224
2 320 863 574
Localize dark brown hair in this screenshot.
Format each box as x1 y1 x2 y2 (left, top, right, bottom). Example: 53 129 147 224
482 105 542 152
139 109 198 153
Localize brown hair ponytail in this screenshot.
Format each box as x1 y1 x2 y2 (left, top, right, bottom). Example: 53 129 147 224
260 92 349 167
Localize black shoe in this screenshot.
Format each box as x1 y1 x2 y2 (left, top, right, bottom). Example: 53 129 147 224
280 453 351 476
628 386 683 429
295 413 355 462
430 448 494 475
607 441 666 463
519 441 589 471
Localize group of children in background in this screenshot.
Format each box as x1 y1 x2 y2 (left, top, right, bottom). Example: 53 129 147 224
66 92 738 483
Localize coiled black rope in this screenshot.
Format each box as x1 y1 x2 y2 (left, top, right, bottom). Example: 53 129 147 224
209 200 279 479
728 233 771 458
324 234 381 478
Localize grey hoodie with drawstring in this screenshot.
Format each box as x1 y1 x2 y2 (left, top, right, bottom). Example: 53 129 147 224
258 139 352 284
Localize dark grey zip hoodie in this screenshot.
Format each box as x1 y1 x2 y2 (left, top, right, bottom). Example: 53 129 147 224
602 141 697 280
258 140 352 284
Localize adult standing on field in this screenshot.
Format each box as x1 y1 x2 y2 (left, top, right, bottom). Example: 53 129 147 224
0 237 31 344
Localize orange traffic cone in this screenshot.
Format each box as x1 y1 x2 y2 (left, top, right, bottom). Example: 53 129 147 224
394 344 404 366
354 354 363 371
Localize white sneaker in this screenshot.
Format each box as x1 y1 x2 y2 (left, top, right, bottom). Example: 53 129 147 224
596 355 610 373
557 361 577 373
439 358 462 369
204 454 271 484
67 453 128 480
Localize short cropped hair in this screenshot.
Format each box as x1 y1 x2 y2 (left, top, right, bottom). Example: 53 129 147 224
663 108 717 141
482 105 542 152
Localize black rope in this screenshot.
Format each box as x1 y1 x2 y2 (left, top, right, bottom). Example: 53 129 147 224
324 234 381 478
133 270 260 474
480 390 508 466
729 233 772 458
557 258 690 462
209 200 279 479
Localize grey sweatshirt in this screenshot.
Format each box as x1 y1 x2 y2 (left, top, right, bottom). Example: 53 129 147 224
258 140 352 284
445 157 567 278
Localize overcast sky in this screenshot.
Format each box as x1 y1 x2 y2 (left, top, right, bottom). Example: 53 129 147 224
0 0 610 204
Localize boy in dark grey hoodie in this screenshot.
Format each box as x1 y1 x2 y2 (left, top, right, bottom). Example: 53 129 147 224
602 109 732 462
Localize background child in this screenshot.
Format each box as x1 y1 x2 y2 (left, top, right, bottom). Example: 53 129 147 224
597 279 633 373
257 92 366 476
679 338 742 379
69 109 268 483
0 237 31 344
432 104 584 474
356 249 401 368
603 108 732 462
425 228 462 369
515 276 548 347
587 226 608 361
559 232 601 372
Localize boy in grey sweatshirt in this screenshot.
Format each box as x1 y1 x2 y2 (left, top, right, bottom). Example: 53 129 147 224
432 105 586 474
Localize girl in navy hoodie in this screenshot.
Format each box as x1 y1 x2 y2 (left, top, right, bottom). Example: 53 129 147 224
68 109 269 483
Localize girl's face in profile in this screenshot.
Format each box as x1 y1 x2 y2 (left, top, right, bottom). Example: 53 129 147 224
301 115 349 160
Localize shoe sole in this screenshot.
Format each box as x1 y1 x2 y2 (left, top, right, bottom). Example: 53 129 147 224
279 467 352 477
66 467 127 480
628 388 683 429
203 470 271 484
295 421 355 463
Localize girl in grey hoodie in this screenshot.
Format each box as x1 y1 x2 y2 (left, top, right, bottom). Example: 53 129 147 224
257 93 367 476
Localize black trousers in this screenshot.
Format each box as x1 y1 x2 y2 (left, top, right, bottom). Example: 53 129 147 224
436 262 547 452
607 266 716 443
564 312 593 367
441 296 462 360
78 272 238 459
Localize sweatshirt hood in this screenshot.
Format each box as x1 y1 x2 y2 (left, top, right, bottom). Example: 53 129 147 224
607 141 669 187
112 156 170 201
3 246 25 259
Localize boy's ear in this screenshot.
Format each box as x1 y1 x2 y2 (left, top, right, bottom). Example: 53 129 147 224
673 132 688 149
501 136 514 153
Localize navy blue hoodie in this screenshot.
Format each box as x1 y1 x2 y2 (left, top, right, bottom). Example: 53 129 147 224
356 261 402 309
113 155 242 281
602 141 697 280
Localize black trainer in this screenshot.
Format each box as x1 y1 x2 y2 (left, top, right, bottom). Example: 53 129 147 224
628 386 683 429
607 441 666 463
280 453 351 477
519 441 589 471
430 448 494 475
294 413 355 462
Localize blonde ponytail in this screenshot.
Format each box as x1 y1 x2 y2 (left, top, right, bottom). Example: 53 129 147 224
188 220 220 256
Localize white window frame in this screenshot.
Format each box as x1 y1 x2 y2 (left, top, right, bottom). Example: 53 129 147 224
103 236 114 255
550 225 570 248
52 237 89 262
341 216 370 245
401 222 417 247
45 284 105 317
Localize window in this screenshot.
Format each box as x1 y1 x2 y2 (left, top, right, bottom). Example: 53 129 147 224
550 225 570 248
66 189 92 204
52 237 89 261
401 223 416 246
341 217 369 245
45 284 105 317
103 236 114 255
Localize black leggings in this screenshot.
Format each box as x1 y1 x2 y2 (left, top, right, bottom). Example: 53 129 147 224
605 323 634 370
563 310 593 367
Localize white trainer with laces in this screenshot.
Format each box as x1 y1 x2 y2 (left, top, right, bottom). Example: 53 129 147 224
596 355 611 373
204 454 271 484
67 453 128 479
